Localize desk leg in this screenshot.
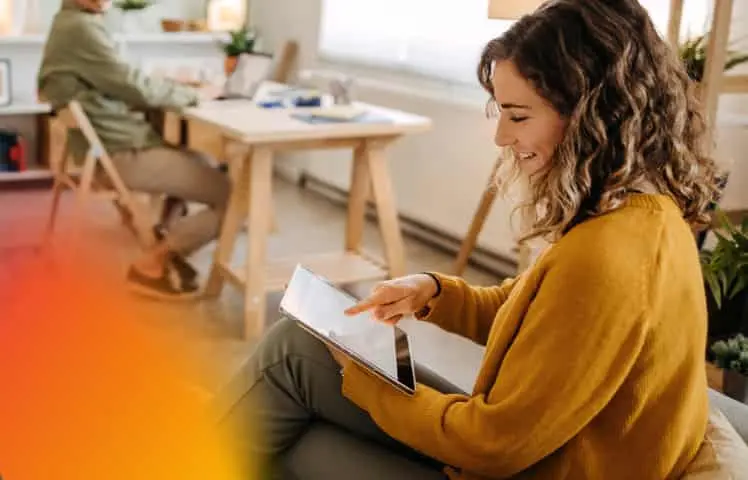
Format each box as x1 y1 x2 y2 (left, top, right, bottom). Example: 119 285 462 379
243 147 273 339
366 141 407 278
204 150 250 298
345 143 371 252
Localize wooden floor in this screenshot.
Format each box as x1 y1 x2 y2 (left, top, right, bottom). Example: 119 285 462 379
0 175 496 392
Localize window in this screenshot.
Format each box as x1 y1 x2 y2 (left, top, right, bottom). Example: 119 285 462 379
318 0 711 86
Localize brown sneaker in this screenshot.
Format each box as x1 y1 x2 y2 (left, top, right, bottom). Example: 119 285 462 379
126 264 199 301
153 226 199 290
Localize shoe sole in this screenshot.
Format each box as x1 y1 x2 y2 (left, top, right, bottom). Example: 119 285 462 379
127 282 202 302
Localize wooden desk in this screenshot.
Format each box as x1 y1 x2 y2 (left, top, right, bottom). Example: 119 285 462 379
167 96 431 338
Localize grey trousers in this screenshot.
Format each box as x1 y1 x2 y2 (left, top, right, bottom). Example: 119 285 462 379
110 146 230 255
222 317 462 480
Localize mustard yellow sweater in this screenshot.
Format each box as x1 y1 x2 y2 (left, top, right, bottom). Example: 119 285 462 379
342 194 709 479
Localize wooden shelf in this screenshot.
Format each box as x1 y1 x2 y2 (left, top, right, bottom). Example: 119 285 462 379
0 169 53 183
219 251 389 293
0 34 46 45
116 32 227 44
722 75 748 94
0 102 51 116
0 32 226 46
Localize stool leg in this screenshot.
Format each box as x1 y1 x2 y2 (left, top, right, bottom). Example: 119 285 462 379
72 152 98 247
453 157 501 276
44 144 71 247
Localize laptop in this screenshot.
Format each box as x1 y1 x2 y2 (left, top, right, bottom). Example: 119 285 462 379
220 53 274 100
279 265 417 395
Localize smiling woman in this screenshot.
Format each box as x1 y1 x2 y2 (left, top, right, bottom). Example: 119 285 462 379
229 2 721 479
477 0 719 244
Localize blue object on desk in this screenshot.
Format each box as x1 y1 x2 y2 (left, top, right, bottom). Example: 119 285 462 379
293 96 323 107
258 100 285 109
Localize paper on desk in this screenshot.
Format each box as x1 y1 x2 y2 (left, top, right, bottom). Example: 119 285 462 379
298 105 367 120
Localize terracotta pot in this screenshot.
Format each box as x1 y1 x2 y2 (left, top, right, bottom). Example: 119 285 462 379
224 56 239 76
723 369 748 404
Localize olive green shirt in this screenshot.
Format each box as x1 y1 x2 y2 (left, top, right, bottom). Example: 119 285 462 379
37 0 199 161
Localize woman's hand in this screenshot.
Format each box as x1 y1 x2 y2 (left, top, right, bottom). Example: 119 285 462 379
344 274 439 324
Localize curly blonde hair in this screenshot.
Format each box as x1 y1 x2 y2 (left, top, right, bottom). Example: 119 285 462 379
478 0 721 242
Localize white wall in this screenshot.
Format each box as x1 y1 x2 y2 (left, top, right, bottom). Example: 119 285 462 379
36 0 209 32
251 0 748 259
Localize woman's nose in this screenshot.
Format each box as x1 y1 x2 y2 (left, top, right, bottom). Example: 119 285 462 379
494 116 515 147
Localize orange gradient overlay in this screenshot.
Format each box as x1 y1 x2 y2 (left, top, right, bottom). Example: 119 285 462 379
0 238 254 480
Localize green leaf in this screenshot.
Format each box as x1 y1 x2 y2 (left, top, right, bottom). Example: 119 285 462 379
718 269 729 296
725 52 748 71
713 229 732 246
728 275 747 300
704 270 723 309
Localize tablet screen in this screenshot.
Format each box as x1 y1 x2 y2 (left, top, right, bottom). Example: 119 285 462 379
279 265 416 393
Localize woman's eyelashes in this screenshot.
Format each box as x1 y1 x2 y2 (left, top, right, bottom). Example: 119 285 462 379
510 116 529 123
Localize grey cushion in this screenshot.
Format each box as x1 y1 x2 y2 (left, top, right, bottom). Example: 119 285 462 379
282 423 446 480
709 389 748 444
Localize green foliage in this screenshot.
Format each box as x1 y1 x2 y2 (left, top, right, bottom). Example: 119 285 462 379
221 27 257 57
711 334 748 375
701 210 748 310
114 0 153 11
679 34 748 82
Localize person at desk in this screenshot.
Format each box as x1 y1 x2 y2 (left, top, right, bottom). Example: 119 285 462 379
38 0 228 300
227 0 720 479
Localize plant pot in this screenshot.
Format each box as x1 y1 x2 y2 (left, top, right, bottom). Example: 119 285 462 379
707 287 748 345
723 369 748 404
120 11 144 33
224 56 239 77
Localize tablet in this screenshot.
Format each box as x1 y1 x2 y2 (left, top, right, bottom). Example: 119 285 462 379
279 265 417 395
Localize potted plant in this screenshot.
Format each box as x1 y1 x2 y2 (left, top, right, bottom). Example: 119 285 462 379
679 33 748 83
710 334 748 403
701 211 748 343
114 0 154 34
220 26 258 76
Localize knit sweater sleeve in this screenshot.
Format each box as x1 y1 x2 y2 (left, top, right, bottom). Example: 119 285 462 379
415 273 520 345
73 18 199 109
342 249 649 478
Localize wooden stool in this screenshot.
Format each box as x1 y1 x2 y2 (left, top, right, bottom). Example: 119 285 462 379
45 101 158 248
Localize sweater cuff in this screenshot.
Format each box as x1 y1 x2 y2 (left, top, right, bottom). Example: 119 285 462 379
414 272 463 323
184 90 200 108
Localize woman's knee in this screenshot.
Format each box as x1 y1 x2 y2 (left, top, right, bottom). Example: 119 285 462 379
252 317 334 371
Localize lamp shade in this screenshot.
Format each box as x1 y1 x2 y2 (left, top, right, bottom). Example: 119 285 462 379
488 0 546 19
207 0 247 32
0 0 12 35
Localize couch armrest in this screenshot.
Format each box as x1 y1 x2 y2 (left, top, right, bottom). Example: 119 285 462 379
709 389 748 444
